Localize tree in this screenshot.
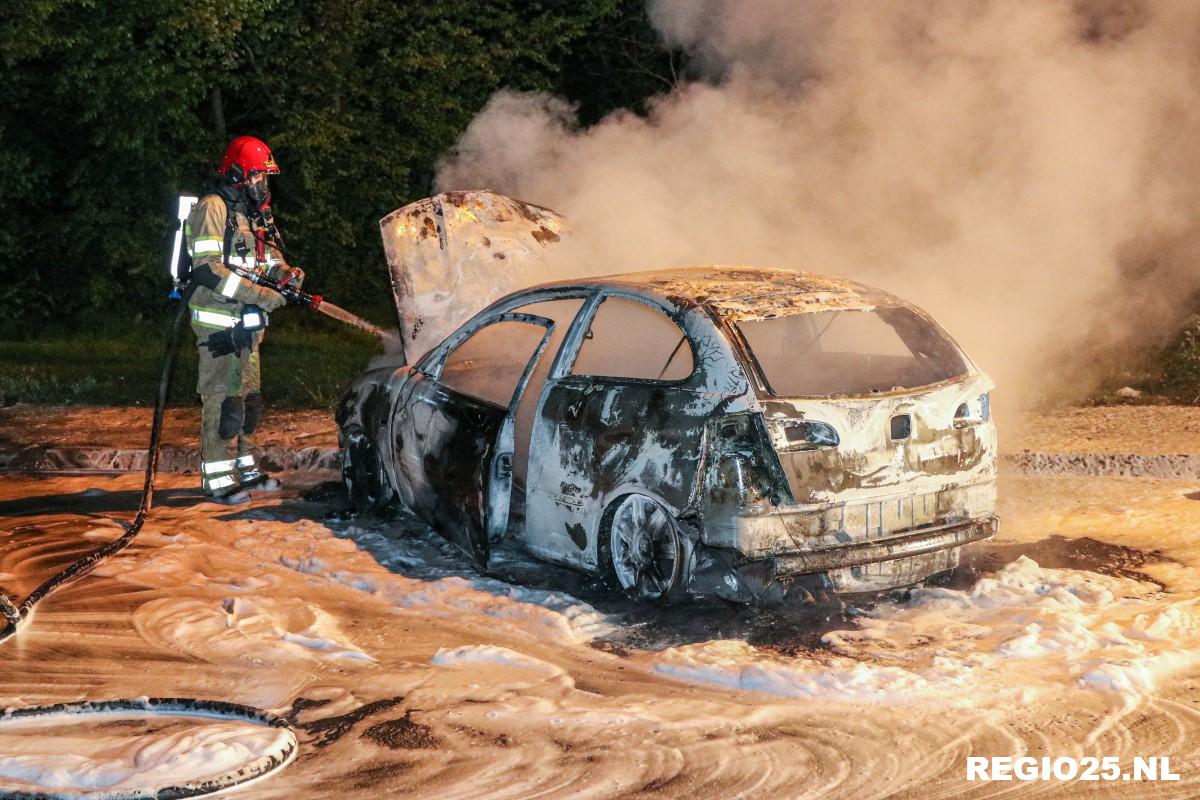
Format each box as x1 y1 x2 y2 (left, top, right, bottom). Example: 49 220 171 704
0 0 671 335
0 0 281 332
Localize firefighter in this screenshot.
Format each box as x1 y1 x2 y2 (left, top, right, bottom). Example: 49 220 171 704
184 136 303 504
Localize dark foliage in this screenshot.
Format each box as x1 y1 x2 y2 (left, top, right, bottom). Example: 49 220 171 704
0 0 680 337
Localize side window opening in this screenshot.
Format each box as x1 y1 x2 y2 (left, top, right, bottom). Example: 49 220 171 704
439 319 548 408
509 298 587 374
569 296 694 382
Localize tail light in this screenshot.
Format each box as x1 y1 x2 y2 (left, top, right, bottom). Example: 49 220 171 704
954 392 991 428
706 413 793 509
763 417 840 453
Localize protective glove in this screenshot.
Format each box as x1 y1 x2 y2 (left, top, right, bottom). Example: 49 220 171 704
258 290 288 312
279 265 305 289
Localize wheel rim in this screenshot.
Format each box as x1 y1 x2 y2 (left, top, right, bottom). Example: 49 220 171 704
609 495 681 600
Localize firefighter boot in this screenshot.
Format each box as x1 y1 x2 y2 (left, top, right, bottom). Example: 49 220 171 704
236 391 280 492
200 393 252 505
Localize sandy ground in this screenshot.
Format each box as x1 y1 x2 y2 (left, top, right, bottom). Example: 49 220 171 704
1007 405 1200 455
1 408 1200 797
0 406 339 452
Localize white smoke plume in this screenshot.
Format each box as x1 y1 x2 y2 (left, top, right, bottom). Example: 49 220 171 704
436 0 1200 409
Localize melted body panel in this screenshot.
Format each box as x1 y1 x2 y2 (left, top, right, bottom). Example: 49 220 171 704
336 364 409 492
522 295 752 570
527 379 710 569
760 373 997 507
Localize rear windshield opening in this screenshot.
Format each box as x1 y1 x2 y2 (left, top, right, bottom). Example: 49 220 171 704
736 307 968 397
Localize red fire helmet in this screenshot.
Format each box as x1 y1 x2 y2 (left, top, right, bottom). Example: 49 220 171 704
217 136 280 182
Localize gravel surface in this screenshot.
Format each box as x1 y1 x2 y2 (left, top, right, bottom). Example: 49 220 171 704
1008 404 1200 455
0 405 339 473
0 405 338 450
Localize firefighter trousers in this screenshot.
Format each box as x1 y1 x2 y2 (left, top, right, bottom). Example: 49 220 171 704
192 325 267 494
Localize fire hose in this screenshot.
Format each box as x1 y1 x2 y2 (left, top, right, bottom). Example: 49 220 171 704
0 284 197 645
0 699 297 800
0 281 306 798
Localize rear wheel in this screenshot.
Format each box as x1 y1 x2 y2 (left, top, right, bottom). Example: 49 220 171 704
342 429 393 511
605 494 684 601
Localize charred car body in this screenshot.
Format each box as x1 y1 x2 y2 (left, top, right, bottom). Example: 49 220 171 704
338 264 997 603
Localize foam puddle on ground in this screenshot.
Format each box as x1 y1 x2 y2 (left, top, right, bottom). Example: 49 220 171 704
5 472 1200 798
649 556 1200 705
69 490 1200 709
0 713 292 794
133 596 378 667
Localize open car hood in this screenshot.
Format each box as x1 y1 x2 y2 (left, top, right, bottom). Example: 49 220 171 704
379 190 569 362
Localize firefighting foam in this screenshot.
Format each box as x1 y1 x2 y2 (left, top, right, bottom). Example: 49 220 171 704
435 0 1200 411
3 469 1200 797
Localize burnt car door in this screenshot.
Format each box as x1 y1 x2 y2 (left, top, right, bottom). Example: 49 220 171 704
524 294 710 570
390 312 555 566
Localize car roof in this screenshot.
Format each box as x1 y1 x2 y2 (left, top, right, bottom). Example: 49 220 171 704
536 265 909 321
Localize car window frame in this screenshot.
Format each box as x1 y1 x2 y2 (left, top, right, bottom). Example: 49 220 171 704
418 289 595 376
555 290 698 387
425 311 557 412
722 306 976 400
505 293 594 382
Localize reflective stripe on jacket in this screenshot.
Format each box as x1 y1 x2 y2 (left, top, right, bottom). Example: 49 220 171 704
183 194 284 320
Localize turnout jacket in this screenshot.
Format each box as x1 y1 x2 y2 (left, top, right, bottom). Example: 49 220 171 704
184 192 289 333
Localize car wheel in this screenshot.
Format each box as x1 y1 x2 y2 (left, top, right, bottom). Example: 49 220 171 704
605 494 684 601
342 429 393 511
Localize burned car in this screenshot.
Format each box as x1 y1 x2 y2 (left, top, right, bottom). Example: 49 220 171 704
337 266 997 603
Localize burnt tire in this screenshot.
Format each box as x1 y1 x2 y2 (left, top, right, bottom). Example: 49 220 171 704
342 429 393 512
602 494 685 602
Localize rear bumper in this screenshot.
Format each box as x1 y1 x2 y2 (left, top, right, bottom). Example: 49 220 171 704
703 479 997 557
770 515 997 577
689 515 997 602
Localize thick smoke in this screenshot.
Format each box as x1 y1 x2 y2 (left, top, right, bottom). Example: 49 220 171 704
436 0 1200 408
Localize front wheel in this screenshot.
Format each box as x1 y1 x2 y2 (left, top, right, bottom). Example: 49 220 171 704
342 429 393 511
605 494 685 601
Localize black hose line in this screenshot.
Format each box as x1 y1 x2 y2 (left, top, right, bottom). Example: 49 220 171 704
0 698 298 800
0 285 195 644
0 285 299 797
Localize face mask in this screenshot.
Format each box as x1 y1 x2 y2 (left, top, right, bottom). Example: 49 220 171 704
244 174 270 212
